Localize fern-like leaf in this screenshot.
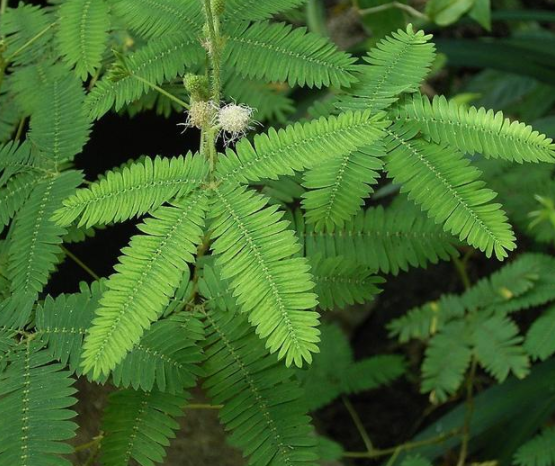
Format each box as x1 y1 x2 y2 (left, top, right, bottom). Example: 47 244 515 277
100 388 187 466
108 0 203 39
198 263 238 313
202 309 318 466
338 25 436 112
0 172 44 234
471 314 530 382
421 322 471 403
223 75 294 123
299 324 405 410
462 253 555 314
81 192 208 379
217 110 387 184
224 21 357 88
223 0 307 21
0 4 55 66
388 294 466 343
525 305 555 361
2 171 83 328
56 0 110 80
36 281 103 375
514 427 555 466
386 123 516 260
210 183 319 367
310 255 383 310
112 313 205 394
0 342 77 466
302 141 385 230
86 34 204 119
394 94 555 163
28 74 91 163
53 154 209 227
295 201 459 275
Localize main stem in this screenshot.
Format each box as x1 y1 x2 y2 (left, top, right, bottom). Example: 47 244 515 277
202 0 223 180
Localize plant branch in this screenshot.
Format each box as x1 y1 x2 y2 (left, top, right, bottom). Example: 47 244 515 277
61 246 100 281
5 21 57 63
343 428 460 459
74 434 103 453
184 403 223 410
356 1 428 20
457 356 478 466
131 75 190 110
342 396 374 453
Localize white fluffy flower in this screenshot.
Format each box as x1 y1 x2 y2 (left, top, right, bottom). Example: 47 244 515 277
216 103 255 144
177 100 213 132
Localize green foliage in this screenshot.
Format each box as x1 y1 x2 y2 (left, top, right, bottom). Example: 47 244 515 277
217 110 387 183
525 305 555 361
53 154 209 227
0 342 78 466
202 309 318 466
36 281 104 375
56 0 110 80
299 324 405 410
28 75 91 163
395 94 555 163
223 0 307 22
108 0 203 40
391 253 555 402
0 4 55 66
338 25 436 112
2 171 83 328
309 255 383 310
209 183 319 367
2 3 555 464
386 122 516 260
301 142 385 230
100 388 187 466
514 427 555 466
86 34 204 119
295 201 460 275
81 193 208 378
224 21 357 88
111 313 205 393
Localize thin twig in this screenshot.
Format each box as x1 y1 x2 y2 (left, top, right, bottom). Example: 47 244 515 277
342 396 374 453
343 428 460 459
184 403 223 410
457 357 478 466
15 117 26 140
356 1 428 20
75 433 103 453
61 246 101 281
5 21 57 63
131 75 190 109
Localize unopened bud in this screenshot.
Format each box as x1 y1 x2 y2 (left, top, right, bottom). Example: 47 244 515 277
211 0 225 15
184 74 210 101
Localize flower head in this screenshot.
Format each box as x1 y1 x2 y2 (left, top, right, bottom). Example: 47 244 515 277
216 103 255 144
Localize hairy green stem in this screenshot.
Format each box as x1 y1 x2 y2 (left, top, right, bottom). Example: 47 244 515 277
203 0 222 105
0 0 8 15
